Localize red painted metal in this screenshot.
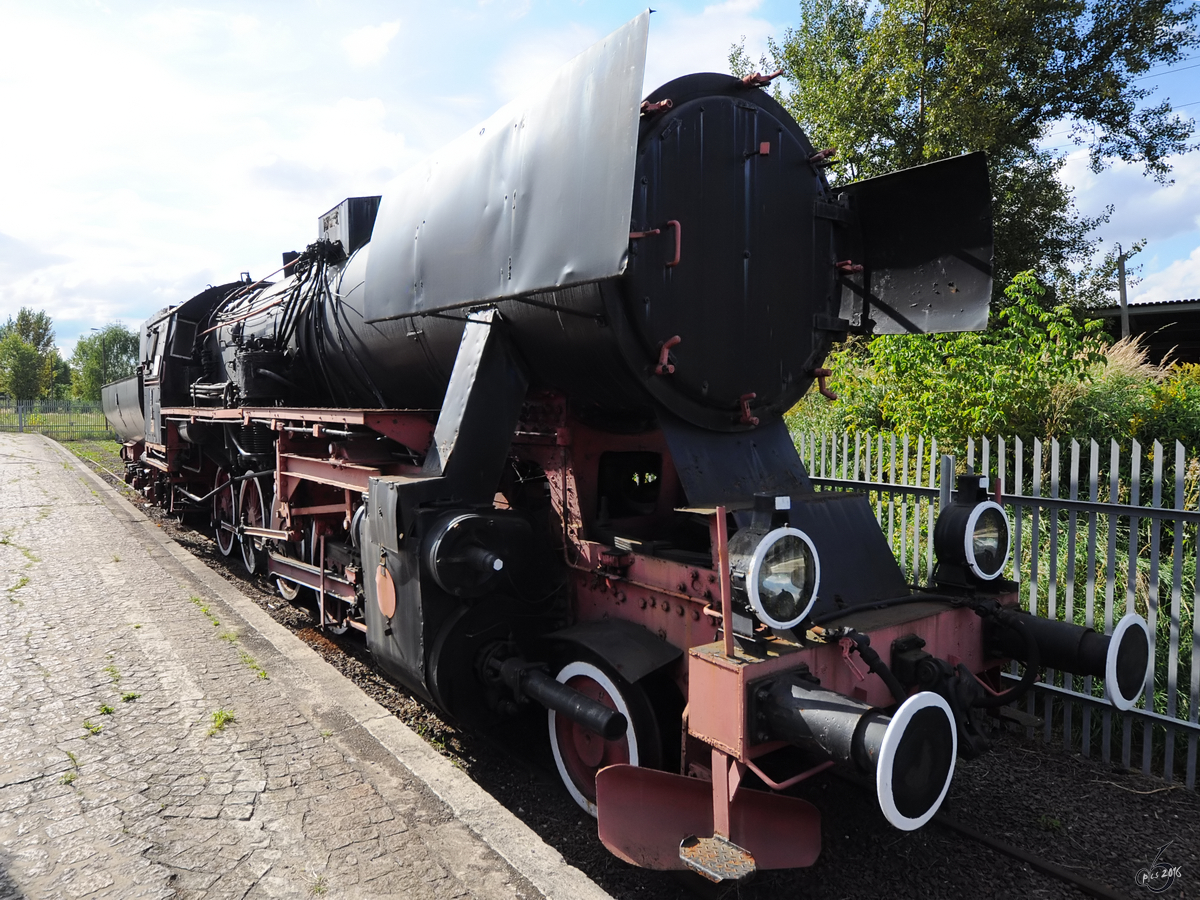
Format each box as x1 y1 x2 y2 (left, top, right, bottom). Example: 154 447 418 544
715 507 734 658
799 604 1001 709
267 554 356 601
743 758 834 792
640 99 673 114
375 563 397 617
712 747 733 838
554 669 631 807
596 765 820 872
655 335 682 375
812 367 838 401
738 393 759 426
739 69 783 88
318 534 326 630
664 219 681 268
278 453 382 493
162 406 434 452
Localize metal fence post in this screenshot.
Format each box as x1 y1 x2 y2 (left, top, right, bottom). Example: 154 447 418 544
939 454 953 511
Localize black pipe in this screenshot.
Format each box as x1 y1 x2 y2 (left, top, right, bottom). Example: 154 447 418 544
833 629 909 705
499 659 628 741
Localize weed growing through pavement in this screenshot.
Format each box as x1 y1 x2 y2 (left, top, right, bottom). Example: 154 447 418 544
60 771 77 786
208 709 235 736
7 575 30 600
82 720 102 738
112 555 120 562
99 704 114 715
319 729 333 740
239 650 268 680
307 869 328 896
103 665 120 684
189 595 220 627
64 750 79 768
132 623 142 629
219 631 238 643
120 692 140 703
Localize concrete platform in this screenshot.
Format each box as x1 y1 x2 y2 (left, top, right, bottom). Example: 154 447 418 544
0 433 614 900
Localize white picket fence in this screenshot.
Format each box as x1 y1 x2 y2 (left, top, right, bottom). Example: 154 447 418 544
797 430 1199 788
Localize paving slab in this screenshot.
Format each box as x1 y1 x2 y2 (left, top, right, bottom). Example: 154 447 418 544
0 434 614 900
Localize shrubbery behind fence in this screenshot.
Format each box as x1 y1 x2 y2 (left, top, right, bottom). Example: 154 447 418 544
797 430 1199 789
0 400 115 441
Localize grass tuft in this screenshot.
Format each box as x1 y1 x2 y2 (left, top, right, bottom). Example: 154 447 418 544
239 650 268 680
207 708 236 736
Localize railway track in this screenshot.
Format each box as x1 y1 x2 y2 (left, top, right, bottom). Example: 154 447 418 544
72 446 1197 900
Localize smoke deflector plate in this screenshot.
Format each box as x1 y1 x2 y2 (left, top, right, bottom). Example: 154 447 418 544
364 13 649 323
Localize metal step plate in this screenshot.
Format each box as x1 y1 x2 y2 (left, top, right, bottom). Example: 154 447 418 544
679 835 756 883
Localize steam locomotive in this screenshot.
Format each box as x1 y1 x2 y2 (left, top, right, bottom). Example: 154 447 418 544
103 14 1152 882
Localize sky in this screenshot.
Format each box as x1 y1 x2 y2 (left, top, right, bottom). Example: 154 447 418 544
1 0 1198 359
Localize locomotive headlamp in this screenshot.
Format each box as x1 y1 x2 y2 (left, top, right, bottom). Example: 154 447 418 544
730 525 821 630
933 475 1012 586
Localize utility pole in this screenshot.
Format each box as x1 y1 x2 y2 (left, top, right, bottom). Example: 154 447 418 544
1116 245 1130 339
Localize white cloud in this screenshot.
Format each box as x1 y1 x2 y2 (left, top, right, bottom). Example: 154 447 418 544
645 0 775 91
1129 242 1200 304
341 21 402 67
1061 149 1200 249
489 23 601 102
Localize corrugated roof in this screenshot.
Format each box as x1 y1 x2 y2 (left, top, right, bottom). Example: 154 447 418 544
1090 298 1200 316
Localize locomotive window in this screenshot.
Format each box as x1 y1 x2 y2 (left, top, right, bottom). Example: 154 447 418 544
145 327 162 381
169 317 199 359
597 452 662 518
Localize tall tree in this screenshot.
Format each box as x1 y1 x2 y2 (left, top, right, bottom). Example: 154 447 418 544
732 0 1197 302
0 307 57 400
70 324 139 401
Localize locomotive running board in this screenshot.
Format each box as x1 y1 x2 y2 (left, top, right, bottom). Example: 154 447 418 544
595 765 821 876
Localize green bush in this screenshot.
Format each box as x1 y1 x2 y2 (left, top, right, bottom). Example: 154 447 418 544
789 271 1200 460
